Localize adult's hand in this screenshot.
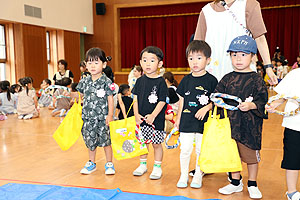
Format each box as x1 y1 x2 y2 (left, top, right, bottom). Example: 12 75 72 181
266 68 278 85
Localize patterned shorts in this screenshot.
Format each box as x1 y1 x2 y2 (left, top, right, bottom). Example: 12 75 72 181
140 125 165 144
81 118 111 151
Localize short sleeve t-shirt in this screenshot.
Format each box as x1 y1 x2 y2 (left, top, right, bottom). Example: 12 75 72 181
76 74 115 121
177 73 218 133
132 75 168 130
274 68 300 132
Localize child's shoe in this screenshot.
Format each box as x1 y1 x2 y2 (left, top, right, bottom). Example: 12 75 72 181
176 174 188 188
133 164 147 176
80 161 96 175
149 165 162 180
247 186 262 199
287 191 300 200
105 162 115 175
190 172 204 189
23 114 33 120
219 183 243 195
18 115 24 120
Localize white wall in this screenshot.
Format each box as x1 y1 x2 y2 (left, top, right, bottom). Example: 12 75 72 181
0 0 93 34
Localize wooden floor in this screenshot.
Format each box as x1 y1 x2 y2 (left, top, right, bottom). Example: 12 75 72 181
0 91 296 200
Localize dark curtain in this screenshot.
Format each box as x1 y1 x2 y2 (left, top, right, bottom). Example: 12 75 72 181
120 1 300 70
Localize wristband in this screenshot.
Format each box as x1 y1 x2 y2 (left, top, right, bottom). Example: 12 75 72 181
263 64 273 69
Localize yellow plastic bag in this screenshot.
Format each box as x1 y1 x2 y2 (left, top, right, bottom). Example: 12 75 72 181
199 107 242 173
109 102 148 160
53 93 83 151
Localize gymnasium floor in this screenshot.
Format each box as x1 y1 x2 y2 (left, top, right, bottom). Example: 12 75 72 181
0 90 295 199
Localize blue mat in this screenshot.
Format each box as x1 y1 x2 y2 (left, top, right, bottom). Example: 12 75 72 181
0 183 221 200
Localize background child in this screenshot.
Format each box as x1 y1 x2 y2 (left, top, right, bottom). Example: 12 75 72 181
163 71 179 114
132 46 168 180
115 84 133 120
0 80 16 114
292 56 300 69
215 35 268 199
129 65 143 90
175 40 218 189
79 61 90 79
38 79 52 107
265 68 300 200
51 77 72 117
76 47 115 175
17 77 39 120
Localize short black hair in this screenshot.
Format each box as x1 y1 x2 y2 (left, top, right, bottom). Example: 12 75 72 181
119 84 130 95
71 83 78 92
60 77 72 87
79 61 86 67
140 46 164 61
85 47 107 63
58 59 68 69
186 40 211 58
44 79 51 85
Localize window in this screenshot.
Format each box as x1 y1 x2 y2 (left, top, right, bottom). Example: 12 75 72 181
46 31 51 79
0 24 6 80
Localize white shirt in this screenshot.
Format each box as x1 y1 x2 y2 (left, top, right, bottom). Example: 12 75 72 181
274 68 300 131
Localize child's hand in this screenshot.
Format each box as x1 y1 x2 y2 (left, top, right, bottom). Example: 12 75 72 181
135 114 144 125
265 104 276 113
238 102 256 112
106 115 113 126
145 114 155 125
195 107 208 120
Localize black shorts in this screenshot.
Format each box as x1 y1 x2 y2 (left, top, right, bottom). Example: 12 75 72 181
281 128 300 170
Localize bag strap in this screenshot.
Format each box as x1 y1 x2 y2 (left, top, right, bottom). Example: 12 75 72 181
220 0 252 37
126 100 135 117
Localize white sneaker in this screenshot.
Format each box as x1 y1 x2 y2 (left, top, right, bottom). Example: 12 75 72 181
59 109 66 117
287 191 300 200
105 162 115 175
190 172 204 189
177 174 188 188
18 115 24 119
248 186 262 199
219 183 243 195
133 164 147 176
149 166 162 180
23 114 33 120
80 161 96 175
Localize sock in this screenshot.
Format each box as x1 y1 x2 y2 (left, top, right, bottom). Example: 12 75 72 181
154 161 162 168
140 159 147 166
287 191 298 199
248 180 257 187
228 172 242 180
231 178 240 186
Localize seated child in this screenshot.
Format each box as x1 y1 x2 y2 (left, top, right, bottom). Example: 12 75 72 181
0 80 17 114
51 77 72 117
38 79 52 107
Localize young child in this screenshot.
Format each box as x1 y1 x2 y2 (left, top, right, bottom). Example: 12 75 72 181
215 35 268 199
17 77 39 120
115 84 133 120
129 65 143 90
51 77 72 117
163 72 179 114
265 68 300 200
76 47 115 175
132 46 168 180
0 80 16 114
175 40 218 189
79 61 91 79
38 79 52 107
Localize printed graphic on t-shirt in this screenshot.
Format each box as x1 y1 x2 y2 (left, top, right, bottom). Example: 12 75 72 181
183 109 191 113
148 86 158 104
97 89 106 97
245 95 253 102
196 94 209 105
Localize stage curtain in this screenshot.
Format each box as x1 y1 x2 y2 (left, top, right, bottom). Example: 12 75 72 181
120 1 300 71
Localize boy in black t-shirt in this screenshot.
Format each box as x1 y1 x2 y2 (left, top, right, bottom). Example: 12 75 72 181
115 84 133 120
175 40 218 189
132 46 168 180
